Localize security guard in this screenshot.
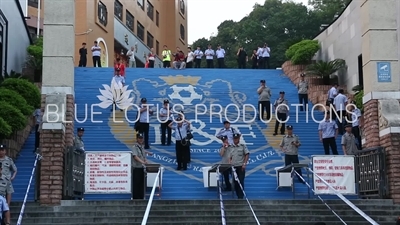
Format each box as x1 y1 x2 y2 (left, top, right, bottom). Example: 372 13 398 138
229 133 250 199
279 125 303 182
273 91 289 136
0 162 12 225
73 128 85 152
168 117 191 170
341 124 358 155
132 133 153 199
219 136 232 191
159 99 172 146
216 121 239 145
0 145 16 205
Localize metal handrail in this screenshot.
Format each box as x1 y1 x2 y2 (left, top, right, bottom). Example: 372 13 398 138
231 166 260 225
16 153 42 225
309 168 379 225
216 166 227 225
141 168 161 225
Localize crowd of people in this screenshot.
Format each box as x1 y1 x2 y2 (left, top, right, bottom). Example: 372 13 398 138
78 40 273 69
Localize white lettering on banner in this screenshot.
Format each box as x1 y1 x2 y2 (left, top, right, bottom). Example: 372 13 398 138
84 152 131 193
312 156 356 195
150 119 256 145
151 153 177 165
247 151 275 164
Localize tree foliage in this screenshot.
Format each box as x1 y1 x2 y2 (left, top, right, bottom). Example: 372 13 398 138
0 101 27 133
286 40 320 65
0 88 34 116
0 78 41 108
191 0 348 69
26 36 43 70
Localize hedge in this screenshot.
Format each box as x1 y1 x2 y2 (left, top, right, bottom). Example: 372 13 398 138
0 88 34 116
0 117 12 141
0 101 27 132
0 78 41 108
285 40 320 65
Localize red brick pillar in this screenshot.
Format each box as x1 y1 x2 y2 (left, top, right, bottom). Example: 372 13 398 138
362 99 380 148
380 133 400 203
39 94 75 205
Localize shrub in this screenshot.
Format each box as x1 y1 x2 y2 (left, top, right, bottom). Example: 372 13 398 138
0 88 34 116
0 117 12 141
0 101 27 132
1 78 41 108
354 90 364 112
285 40 320 65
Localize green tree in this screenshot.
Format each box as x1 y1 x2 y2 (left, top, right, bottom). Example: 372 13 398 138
0 78 41 108
0 88 34 116
0 101 27 132
190 0 324 69
308 0 351 23
26 36 43 82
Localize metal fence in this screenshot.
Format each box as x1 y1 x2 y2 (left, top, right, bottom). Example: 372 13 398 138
63 146 85 199
355 147 388 199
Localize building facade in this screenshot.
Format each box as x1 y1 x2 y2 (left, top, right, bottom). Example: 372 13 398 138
26 0 188 67
0 0 32 76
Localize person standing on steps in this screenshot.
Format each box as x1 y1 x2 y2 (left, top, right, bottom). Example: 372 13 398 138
333 89 348 135
257 80 272 121
159 99 172 146
297 73 309 111
341 124 359 155
318 111 339 155
262 43 271 69
219 136 232 191
33 108 42 153
236 46 248 69
348 104 362 150
131 133 153 199
162 45 172 68
229 134 249 199
193 46 203 68
204 45 215 68
0 162 11 225
127 46 136 68
216 121 239 145
78 42 87 67
91 41 101 67
279 125 304 183
168 117 191 170
111 69 125 112
273 91 289 136
73 128 85 153
0 145 16 205
138 98 153 149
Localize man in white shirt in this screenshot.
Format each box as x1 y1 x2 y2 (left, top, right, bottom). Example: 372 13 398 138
193 46 203 68
333 89 348 135
262 43 271 69
186 47 194 68
216 45 225 68
326 84 338 106
91 41 102 67
204 45 215 68
348 104 362 149
126 46 136 68
256 46 264 69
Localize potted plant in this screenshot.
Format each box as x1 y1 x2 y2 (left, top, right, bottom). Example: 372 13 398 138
306 59 346 85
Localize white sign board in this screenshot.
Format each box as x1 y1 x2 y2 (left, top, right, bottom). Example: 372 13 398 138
312 156 356 195
85 152 131 194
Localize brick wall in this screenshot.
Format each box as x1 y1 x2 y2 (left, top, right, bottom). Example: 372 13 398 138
282 61 346 110
362 100 379 148
380 133 400 203
39 94 75 205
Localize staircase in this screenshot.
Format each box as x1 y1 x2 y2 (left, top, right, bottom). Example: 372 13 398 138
10 199 400 224
11 133 36 202
73 67 343 200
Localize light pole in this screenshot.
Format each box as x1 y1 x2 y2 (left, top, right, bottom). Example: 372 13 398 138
36 0 41 38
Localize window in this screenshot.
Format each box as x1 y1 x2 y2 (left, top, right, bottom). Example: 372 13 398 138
147 32 154 48
180 24 185 41
179 0 185 15
97 1 108 27
28 0 39 8
137 22 145 41
114 0 123 20
126 10 134 32
156 11 159 27
137 0 144 10
156 40 159 55
147 1 154 20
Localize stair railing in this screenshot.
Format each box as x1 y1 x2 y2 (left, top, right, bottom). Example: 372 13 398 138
141 167 161 225
295 169 379 225
216 166 227 225
231 166 260 225
16 153 42 225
